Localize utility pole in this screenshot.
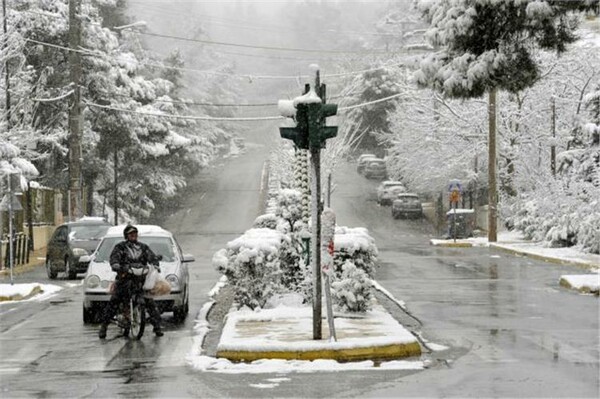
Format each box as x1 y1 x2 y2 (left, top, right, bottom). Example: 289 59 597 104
68 0 83 221
488 88 498 242
551 96 556 176
113 149 118 225
2 0 11 129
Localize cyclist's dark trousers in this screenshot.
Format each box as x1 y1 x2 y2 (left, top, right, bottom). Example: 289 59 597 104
100 279 161 328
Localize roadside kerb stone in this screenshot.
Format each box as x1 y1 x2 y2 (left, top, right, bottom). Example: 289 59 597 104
490 244 599 271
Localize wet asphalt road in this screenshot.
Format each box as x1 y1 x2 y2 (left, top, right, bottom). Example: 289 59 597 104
1 125 598 398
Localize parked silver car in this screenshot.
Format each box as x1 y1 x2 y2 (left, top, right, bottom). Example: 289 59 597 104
363 159 387 180
392 193 423 219
82 225 194 324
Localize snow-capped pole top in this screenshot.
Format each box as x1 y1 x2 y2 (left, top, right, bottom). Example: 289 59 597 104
293 89 322 107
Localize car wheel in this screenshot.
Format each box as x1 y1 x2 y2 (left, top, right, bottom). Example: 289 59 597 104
66 258 77 279
173 306 186 323
83 305 96 324
46 258 57 279
174 289 189 323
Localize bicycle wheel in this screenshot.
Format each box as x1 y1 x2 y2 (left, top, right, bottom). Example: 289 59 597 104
129 297 146 340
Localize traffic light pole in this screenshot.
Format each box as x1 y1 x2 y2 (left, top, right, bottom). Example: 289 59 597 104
310 69 323 340
310 144 322 340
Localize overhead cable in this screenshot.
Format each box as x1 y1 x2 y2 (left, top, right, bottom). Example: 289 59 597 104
137 31 389 54
84 92 404 121
24 38 403 81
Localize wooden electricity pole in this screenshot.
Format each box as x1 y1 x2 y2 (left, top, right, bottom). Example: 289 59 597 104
488 88 498 242
2 0 11 129
68 0 83 221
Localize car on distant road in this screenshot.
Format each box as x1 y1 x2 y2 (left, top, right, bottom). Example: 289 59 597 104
356 154 377 174
378 185 407 206
376 181 406 204
392 193 423 219
363 159 387 180
45 217 111 280
82 224 194 324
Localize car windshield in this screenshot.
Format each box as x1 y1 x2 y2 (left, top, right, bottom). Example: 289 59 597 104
69 224 110 240
93 236 176 262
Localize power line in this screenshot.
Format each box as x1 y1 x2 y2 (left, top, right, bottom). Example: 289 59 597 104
137 31 390 54
15 8 392 54
84 92 404 121
24 38 403 81
84 101 285 121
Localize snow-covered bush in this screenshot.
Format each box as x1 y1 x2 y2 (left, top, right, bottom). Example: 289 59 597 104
252 213 279 230
334 227 378 277
213 228 286 310
330 226 378 312
331 260 373 313
275 189 303 233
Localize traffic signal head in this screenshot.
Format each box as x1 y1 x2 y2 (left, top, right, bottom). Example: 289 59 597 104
310 103 338 149
318 103 338 120
279 103 309 149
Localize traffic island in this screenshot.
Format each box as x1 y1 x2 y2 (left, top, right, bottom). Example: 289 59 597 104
215 304 421 362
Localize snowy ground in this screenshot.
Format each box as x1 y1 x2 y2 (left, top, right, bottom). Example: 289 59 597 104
431 230 600 270
0 283 63 303
431 230 599 295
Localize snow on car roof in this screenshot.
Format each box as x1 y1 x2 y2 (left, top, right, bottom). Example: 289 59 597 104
68 216 110 225
446 208 474 215
381 181 403 186
104 224 172 237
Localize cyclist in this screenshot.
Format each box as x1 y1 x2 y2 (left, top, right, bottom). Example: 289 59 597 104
99 225 164 339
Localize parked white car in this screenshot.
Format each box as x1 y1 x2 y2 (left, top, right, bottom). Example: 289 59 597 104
376 181 406 205
82 225 194 324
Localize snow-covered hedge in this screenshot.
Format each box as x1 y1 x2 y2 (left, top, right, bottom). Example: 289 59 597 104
506 182 600 254
213 228 286 309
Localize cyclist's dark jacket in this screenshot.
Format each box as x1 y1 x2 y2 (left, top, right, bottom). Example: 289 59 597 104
101 239 161 327
110 240 159 279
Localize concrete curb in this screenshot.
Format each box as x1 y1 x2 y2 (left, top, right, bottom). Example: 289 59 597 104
430 241 473 248
490 244 598 271
217 341 422 362
429 239 598 270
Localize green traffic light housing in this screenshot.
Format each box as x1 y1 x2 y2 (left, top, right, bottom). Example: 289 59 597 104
279 90 338 150
279 103 310 149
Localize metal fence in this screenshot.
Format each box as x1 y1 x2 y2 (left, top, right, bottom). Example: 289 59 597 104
0 233 30 270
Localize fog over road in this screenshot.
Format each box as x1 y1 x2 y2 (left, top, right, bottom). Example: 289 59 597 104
1 125 598 398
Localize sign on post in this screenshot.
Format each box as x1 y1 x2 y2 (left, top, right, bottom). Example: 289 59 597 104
321 207 337 342
448 179 462 242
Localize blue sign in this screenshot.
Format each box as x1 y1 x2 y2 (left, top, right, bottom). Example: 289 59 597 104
448 179 463 193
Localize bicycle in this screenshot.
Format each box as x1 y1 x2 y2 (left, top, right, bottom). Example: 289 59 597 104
112 263 150 340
